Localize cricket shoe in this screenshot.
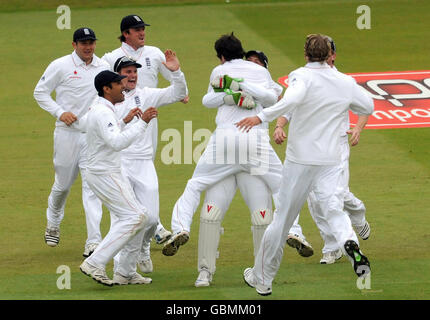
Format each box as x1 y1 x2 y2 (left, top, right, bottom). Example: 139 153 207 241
162 231 189 256
354 221 371 240
195 269 212 287
113 272 152 285
344 240 371 277
137 258 153 274
243 267 272 296
286 233 314 257
80 260 113 287
154 227 172 245
45 227 60 247
83 243 98 258
320 249 343 264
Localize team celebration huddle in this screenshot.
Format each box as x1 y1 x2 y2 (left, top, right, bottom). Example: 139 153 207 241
33 14 374 296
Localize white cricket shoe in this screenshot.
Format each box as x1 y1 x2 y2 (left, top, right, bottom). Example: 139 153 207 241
44 227 60 247
80 260 113 287
162 231 189 256
113 272 152 285
354 221 371 240
83 243 98 258
154 227 172 244
320 249 343 264
243 267 272 296
286 233 314 257
137 258 153 274
195 269 212 287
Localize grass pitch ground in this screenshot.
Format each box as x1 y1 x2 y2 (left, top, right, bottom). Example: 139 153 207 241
0 0 429 302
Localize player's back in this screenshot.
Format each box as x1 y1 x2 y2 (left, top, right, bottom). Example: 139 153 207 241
286 62 372 165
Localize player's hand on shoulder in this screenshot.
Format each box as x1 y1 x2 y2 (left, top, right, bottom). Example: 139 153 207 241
59 112 77 126
141 107 158 123
163 49 180 72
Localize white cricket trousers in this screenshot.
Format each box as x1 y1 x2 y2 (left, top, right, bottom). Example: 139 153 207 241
253 160 358 287
47 127 102 245
111 159 159 266
307 139 366 253
84 171 148 275
171 128 283 234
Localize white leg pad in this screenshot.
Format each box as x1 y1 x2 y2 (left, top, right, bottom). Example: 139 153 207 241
251 209 272 257
197 204 224 275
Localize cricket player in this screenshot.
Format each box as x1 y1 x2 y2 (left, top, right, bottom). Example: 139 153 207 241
273 36 370 265
194 50 312 288
111 53 187 275
33 27 109 257
102 14 184 249
163 33 284 262
238 34 374 295
80 70 158 286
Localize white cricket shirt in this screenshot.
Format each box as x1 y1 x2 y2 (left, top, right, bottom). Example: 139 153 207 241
85 97 147 174
202 59 278 129
114 69 187 159
102 42 172 88
34 51 109 129
258 62 374 165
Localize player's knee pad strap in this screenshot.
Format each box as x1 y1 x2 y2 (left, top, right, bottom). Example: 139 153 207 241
251 208 272 226
200 203 223 222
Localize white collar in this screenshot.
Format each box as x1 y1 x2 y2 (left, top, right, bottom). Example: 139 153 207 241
98 97 115 112
305 61 330 69
72 50 99 67
121 42 144 54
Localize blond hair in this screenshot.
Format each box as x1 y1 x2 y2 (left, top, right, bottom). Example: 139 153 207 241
304 34 331 62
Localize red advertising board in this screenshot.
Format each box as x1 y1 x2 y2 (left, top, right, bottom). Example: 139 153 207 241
278 70 430 129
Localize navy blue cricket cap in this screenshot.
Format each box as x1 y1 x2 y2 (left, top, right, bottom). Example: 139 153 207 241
114 56 142 73
121 15 150 32
326 36 336 53
73 27 97 42
94 70 126 93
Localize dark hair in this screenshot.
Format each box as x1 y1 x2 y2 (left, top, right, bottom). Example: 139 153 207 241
214 32 245 61
118 30 129 42
97 83 113 97
304 34 331 62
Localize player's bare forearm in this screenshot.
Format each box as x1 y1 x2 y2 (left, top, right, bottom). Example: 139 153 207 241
347 115 369 146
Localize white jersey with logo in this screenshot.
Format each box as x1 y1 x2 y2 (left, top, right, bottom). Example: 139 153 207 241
114 69 187 159
102 42 172 88
85 97 147 174
258 62 374 166
34 51 109 129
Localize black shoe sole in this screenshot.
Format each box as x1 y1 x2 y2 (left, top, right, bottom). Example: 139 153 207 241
344 240 370 277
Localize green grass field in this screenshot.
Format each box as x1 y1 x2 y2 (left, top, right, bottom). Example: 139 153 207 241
1 0 430 301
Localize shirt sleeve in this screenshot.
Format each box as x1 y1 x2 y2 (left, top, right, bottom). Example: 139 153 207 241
350 80 374 116
141 69 188 107
202 68 226 108
33 60 66 119
257 71 307 123
96 109 147 152
239 81 278 107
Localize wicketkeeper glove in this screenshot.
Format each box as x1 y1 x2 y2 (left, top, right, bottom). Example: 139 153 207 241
211 75 243 92
223 89 256 110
